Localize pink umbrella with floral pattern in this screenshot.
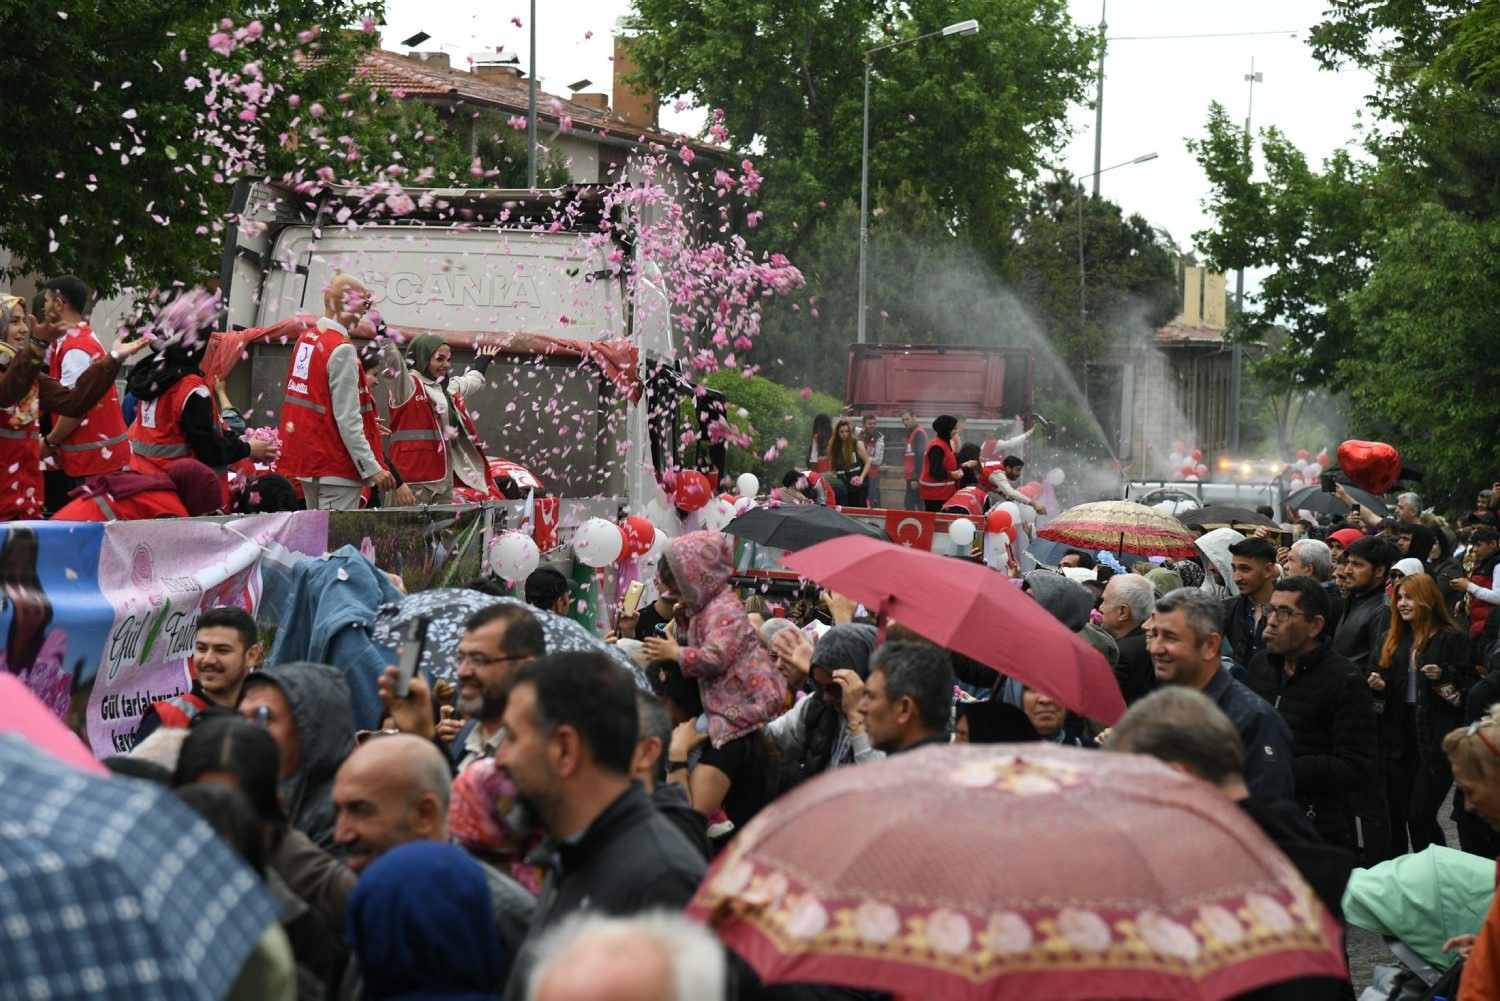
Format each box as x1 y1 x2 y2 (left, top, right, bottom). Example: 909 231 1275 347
690 743 1347 1000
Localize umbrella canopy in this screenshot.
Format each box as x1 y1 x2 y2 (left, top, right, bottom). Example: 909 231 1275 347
0 732 280 1000
371 590 649 689
1177 506 1279 531
691 743 1347 1001
781 536 1125 724
1038 501 1199 558
0 674 106 775
1286 484 1389 519
725 504 889 552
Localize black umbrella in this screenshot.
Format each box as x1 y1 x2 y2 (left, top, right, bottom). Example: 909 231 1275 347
1178 506 1278 530
1287 484 1390 519
725 504 889 552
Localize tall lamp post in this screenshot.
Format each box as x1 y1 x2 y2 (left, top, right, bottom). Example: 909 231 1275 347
1227 58 1262 451
856 18 980 345
1076 152 1158 344
527 0 538 188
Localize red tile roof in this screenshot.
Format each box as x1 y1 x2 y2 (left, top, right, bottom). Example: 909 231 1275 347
1155 316 1227 345
353 49 721 155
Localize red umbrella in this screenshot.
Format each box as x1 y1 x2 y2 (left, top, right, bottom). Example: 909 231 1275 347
781 536 1125 724
692 743 1348 1000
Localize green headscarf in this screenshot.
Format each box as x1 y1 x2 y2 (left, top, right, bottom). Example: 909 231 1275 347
406 333 457 428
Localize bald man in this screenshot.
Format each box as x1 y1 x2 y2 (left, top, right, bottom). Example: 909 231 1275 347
332 734 535 989
528 911 727 1001
278 274 394 509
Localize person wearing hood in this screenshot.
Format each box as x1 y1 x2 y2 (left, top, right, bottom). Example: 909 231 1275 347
0 296 151 519
239 662 357 854
380 332 502 505
127 289 277 506
1195 527 1244 602
347 842 504 1001
640 532 785 750
1021 570 1120 675
768 623 884 778
51 456 227 520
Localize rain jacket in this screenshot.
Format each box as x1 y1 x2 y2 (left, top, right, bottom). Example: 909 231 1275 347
663 531 786 748
252 662 356 854
267 546 404 730
1195 528 1242 601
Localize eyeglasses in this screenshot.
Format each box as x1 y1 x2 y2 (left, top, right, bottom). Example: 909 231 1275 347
455 652 528 669
1258 603 1315 623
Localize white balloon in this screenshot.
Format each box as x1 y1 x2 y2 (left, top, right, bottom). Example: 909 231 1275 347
1184 474 1199 482
1305 463 1322 479
1018 503 1037 526
487 531 540 581
733 496 757 516
947 518 977 548
574 518 624 568
1168 452 1185 468
702 497 737 531
998 501 1022 525
1289 477 1305 490
736 473 760 498
1047 468 1066 486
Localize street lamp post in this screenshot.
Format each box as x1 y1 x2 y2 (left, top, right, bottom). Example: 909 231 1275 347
527 0 538 188
1076 152 1158 350
856 18 980 345
1228 58 1262 451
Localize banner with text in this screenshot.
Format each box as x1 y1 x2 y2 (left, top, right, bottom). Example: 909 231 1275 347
85 511 328 756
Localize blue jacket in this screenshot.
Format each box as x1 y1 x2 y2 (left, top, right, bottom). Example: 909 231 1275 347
1203 665 1296 803
267 545 405 730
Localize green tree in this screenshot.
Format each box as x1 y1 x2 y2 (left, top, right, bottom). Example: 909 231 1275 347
622 0 1097 261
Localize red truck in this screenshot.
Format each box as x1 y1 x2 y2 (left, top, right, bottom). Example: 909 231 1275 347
844 343 1034 427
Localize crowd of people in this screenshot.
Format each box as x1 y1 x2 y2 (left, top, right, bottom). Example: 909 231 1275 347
23 460 1492 1000
0 272 522 523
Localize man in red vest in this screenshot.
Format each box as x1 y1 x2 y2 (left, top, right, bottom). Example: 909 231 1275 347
278 275 394 509
39 275 130 511
900 409 927 512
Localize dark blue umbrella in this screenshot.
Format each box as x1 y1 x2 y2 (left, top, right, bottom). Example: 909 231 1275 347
0 733 279 1000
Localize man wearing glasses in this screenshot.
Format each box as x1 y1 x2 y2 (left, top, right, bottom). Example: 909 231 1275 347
450 604 547 772
1246 575 1378 852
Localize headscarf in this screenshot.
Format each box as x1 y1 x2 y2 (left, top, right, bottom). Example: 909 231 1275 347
406 333 458 429
1167 558 1205 590
1145 567 1185 599
932 415 958 441
1403 525 1437 571
803 624 879 774
959 701 1041 743
166 458 226 516
347 842 503 1001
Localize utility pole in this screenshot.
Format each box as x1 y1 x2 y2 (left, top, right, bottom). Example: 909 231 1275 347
527 0 538 188
1228 57 1261 452
1091 1 1107 196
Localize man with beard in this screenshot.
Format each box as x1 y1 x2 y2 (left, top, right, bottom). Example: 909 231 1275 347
497 651 705 999
135 606 262 741
450 604 547 772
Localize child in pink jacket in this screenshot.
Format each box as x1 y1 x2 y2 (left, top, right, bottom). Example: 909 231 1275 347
641 531 786 747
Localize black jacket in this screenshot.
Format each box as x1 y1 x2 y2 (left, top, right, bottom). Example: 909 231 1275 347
1114 626 1156 705
1246 641 1377 847
505 782 706 998
1376 627 1472 774
1332 585 1389 672
1202 667 1297 803
1221 594 1268 668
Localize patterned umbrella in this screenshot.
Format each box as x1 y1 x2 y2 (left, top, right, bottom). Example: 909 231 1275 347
0 733 279 1000
691 743 1347 1000
1177 506 1279 531
1037 500 1199 558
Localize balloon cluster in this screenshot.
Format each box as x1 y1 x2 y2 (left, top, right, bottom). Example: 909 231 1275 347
1285 448 1332 493
1167 441 1209 483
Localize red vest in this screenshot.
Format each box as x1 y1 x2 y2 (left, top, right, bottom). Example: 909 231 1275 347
149 692 211 730
981 460 1009 491
0 385 43 521
1471 556 1499 638
805 470 832 506
48 326 129 477
903 426 926 480
942 486 987 516
130 374 206 474
918 438 958 503
388 375 493 489
52 489 190 522
278 324 381 480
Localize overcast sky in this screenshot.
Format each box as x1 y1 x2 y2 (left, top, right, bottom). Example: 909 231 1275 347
380 1 1373 274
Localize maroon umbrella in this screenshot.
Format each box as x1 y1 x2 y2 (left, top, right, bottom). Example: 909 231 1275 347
781 536 1126 724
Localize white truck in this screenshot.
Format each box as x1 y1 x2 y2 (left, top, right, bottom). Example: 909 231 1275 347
218 178 688 519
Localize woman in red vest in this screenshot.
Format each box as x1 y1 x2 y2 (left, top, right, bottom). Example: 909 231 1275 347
380 334 502 505
127 292 277 500
0 297 151 519
918 414 978 512
52 457 226 521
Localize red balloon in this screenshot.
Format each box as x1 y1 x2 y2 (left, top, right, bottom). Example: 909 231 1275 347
1337 440 1401 495
620 516 656 558
1004 526 1018 543
985 508 1013 534
673 470 713 511
1181 463 1196 476
1317 451 1330 467
1296 449 1311 461
1190 448 1203 462
1173 440 1187 454
1018 481 1043 501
